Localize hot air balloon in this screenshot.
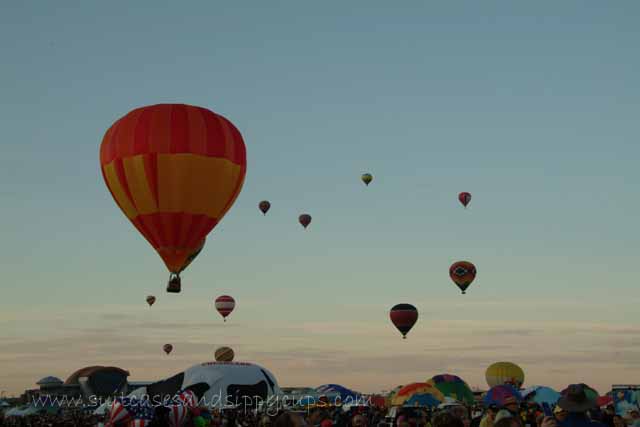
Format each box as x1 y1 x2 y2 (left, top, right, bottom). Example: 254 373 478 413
426 374 475 405
299 214 312 229
391 383 444 407
215 295 235 322
486 362 525 389
259 201 271 215
215 346 235 362
458 192 471 208
449 261 476 294
484 384 522 407
361 173 373 186
389 304 418 339
163 344 173 355
99 104 247 294
146 295 156 307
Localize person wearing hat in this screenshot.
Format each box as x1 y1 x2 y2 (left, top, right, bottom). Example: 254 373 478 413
556 385 606 427
503 397 520 418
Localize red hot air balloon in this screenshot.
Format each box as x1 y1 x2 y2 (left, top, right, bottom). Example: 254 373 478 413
449 261 477 294
390 304 418 339
99 104 247 294
458 192 472 208
215 295 235 322
146 295 156 307
299 214 312 229
163 344 173 355
259 201 271 215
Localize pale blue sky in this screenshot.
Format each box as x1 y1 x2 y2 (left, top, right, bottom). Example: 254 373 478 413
1 1 639 395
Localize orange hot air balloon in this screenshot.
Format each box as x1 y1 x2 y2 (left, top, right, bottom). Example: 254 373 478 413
100 104 247 293
146 295 156 306
163 344 173 355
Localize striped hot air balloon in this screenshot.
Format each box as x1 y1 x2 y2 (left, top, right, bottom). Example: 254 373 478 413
215 346 235 362
100 104 247 294
215 295 235 322
389 304 418 339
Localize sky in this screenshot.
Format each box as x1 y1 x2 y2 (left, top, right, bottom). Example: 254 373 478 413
1 1 639 396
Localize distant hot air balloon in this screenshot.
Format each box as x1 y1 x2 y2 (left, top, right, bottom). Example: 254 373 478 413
361 173 373 186
486 362 525 389
259 201 271 215
215 295 235 322
390 304 418 339
299 214 312 229
215 346 235 362
449 261 476 294
146 295 156 307
100 104 247 294
459 192 472 208
163 344 173 355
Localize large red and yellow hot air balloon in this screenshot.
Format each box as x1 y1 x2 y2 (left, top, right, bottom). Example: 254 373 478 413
100 104 247 293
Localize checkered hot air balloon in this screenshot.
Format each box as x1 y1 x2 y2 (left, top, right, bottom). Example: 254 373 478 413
100 104 247 294
214 295 235 322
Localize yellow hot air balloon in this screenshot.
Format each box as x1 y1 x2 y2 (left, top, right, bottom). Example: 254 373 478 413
361 173 373 186
485 361 525 388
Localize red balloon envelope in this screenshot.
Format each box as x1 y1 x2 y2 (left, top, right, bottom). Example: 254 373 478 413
458 192 472 208
214 295 236 322
299 214 312 229
390 304 418 339
449 261 476 294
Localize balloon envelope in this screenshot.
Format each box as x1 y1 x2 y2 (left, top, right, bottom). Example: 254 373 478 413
521 386 561 405
299 214 312 229
449 261 477 294
214 295 235 320
100 104 247 276
484 384 522 407
426 374 475 405
259 201 271 215
486 361 525 388
214 346 235 362
389 304 418 339
146 295 156 306
163 344 173 354
458 192 472 207
361 173 373 186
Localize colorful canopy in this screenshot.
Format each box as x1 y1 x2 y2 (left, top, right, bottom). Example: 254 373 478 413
521 386 561 405
391 383 445 407
484 384 522 407
316 384 361 404
426 374 474 405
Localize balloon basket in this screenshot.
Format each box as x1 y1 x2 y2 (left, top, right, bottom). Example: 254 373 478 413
166 276 181 293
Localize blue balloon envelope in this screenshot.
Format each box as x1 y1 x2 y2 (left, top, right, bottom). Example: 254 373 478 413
405 393 442 408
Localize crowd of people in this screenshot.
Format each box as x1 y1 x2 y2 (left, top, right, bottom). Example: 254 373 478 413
2 385 639 427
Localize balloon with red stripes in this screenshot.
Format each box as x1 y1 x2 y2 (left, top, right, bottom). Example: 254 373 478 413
168 404 189 427
389 304 419 339
107 398 133 427
214 295 235 322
